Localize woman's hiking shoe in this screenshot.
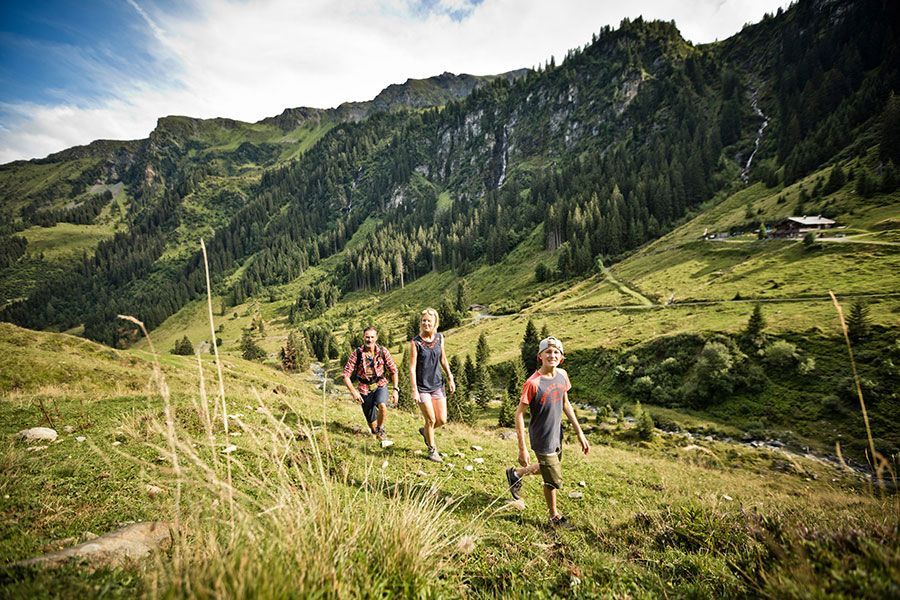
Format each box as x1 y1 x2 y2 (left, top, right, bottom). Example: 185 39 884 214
506 467 523 500
427 447 443 463
418 426 429 448
549 514 571 529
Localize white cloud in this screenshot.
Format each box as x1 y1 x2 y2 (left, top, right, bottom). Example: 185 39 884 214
0 0 789 163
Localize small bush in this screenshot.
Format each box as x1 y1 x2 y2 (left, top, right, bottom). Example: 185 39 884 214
171 336 194 356
763 340 799 369
634 402 654 440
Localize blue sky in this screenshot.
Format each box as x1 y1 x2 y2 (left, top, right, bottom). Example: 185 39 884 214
0 0 789 163
0 1 168 106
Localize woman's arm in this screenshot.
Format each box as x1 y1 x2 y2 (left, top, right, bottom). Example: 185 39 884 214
439 335 456 394
408 340 420 402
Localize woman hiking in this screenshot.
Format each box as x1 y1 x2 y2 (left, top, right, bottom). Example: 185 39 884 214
409 308 456 462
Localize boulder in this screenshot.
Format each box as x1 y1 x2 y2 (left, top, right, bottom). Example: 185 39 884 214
17 427 57 443
16 522 172 569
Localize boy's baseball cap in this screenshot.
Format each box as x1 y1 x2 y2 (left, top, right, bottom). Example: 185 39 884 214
538 336 564 354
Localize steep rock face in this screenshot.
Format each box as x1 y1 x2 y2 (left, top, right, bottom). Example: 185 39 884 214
259 106 332 132
258 70 530 132
423 21 682 201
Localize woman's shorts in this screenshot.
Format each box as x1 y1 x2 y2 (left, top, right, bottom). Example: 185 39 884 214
361 386 389 423
536 448 563 490
416 388 446 404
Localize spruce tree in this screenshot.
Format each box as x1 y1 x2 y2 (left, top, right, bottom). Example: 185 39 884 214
447 355 464 421
279 332 299 372
497 388 516 428
847 300 871 343
240 330 265 361
398 345 414 411
475 332 490 368
880 92 900 165
464 355 477 400
745 303 765 339
454 279 470 314
521 319 540 373
634 401 654 440
172 335 194 355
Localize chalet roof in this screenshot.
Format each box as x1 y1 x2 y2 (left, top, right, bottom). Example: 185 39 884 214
787 215 835 226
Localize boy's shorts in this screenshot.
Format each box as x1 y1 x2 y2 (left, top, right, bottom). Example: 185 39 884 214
536 448 563 490
361 386 389 423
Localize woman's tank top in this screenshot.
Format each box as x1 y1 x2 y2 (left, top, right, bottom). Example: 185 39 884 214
413 333 443 393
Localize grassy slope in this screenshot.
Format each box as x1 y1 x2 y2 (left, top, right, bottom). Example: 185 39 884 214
142 159 899 460
0 159 101 216
1 322 895 597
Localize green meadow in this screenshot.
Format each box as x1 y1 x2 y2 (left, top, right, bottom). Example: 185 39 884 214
1 321 896 598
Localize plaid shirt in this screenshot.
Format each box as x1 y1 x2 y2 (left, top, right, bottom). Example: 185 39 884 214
342 345 398 394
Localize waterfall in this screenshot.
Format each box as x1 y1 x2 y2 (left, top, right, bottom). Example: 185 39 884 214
742 90 769 183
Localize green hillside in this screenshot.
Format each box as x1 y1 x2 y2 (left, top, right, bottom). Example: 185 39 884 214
0 323 895 597
2 2 899 592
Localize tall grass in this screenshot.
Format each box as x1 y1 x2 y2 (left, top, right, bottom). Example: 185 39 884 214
828 291 897 492
114 240 469 598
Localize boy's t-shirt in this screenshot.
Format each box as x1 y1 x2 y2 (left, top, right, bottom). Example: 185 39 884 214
520 368 571 455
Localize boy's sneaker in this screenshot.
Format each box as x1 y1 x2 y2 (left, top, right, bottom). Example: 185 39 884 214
505 467 523 500
427 447 443 463
549 514 571 529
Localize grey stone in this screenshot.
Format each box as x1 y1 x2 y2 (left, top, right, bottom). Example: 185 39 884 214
17 427 57 443
16 522 172 569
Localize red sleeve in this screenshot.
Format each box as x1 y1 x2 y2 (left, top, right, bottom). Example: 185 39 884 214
520 377 537 405
342 349 358 378
383 348 398 375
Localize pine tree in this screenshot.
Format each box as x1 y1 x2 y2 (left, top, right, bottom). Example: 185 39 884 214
454 279 470 314
846 300 871 343
634 401 654 440
475 332 490 368
171 335 194 355
464 355 477 399
539 323 550 340
880 92 900 165
295 331 310 371
497 388 516 428
398 344 414 411
521 319 540 373
473 365 491 410
745 303 765 339
447 355 464 421
240 330 266 361
452 355 477 424
279 332 299 372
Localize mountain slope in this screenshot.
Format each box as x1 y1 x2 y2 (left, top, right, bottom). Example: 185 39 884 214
0 322 895 597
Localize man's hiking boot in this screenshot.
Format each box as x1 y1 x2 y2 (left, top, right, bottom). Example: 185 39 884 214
506 467 523 500
375 426 387 441
427 447 443 463
549 514 571 529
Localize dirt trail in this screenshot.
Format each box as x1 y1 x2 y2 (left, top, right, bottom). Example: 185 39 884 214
596 258 653 306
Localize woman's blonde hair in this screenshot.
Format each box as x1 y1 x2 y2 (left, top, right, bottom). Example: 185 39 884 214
419 307 440 333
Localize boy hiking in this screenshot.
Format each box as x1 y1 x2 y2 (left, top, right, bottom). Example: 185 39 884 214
342 326 399 441
505 336 590 527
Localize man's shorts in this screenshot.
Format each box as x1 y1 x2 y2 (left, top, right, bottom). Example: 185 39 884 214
361 386 389 423
536 448 563 490
416 388 446 404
